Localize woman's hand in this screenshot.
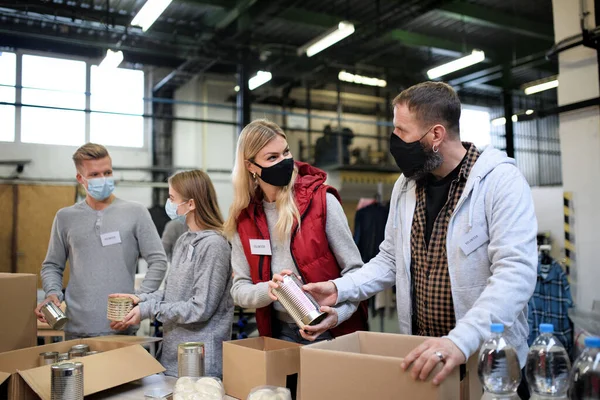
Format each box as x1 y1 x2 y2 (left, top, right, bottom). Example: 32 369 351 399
300 306 338 341
110 306 142 331
108 293 140 305
267 269 296 301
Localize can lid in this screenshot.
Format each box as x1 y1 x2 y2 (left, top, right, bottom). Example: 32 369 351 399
585 336 600 348
490 323 504 333
51 362 83 375
40 351 58 357
539 323 554 333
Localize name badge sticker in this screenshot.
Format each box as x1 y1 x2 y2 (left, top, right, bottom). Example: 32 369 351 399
250 239 272 256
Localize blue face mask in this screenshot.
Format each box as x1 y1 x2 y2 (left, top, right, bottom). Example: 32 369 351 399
165 199 189 224
85 177 115 201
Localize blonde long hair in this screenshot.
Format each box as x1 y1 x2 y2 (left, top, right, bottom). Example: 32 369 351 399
224 119 300 242
169 170 224 233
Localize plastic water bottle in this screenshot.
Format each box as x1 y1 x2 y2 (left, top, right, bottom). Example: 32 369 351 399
569 336 600 400
525 323 571 398
478 323 521 398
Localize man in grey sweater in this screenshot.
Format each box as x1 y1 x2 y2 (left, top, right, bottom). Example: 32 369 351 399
34 143 168 339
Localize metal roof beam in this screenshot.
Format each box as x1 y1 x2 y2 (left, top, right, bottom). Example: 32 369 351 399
437 2 554 42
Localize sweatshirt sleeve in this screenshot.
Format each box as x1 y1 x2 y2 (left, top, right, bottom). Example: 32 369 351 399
323 192 362 326
230 232 273 309
139 236 232 323
40 213 68 301
135 206 168 294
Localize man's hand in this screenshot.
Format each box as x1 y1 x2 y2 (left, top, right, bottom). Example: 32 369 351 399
110 306 141 331
267 269 295 301
302 281 338 307
108 293 140 305
34 294 61 323
300 306 338 341
401 338 466 385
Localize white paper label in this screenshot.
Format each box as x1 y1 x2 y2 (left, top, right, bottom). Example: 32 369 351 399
187 244 194 261
459 226 489 256
100 231 122 247
249 239 272 256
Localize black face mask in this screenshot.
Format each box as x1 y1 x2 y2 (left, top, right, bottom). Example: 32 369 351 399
251 157 295 187
389 128 432 178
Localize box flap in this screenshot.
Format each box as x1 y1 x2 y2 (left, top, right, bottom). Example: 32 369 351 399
263 338 302 352
0 273 37 354
223 340 268 399
0 371 11 386
18 344 165 400
89 336 163 345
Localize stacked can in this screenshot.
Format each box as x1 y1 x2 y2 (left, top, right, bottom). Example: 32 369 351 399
177 342 205 378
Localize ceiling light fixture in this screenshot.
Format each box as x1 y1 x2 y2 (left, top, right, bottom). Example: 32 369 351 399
523 79 558 95
427 50 486 79
131 0 173 32
248 71 272 91
338 70 387 87
298 21 355 57
99 49 123 69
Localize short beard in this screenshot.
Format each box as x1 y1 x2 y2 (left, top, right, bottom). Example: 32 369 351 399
407 144 444 181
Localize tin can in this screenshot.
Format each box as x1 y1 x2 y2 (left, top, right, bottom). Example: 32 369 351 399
107 297 133 322
57 353 70 362
272 274 327 329
68 344 89 359
177 342 205 377
51 362 83 400
85 351 100 356
39 351 59 366
41 302 68 330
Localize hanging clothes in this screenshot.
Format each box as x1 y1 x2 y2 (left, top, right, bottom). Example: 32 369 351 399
353 202 389 263
527 255 574 356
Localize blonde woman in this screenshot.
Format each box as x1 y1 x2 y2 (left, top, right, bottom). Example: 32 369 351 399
111 170 233 378
225 119 368 343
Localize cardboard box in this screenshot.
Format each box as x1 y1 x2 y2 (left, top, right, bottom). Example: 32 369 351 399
300 332 481 400
223 337 302 400
0 273 37 353
0 337 165 400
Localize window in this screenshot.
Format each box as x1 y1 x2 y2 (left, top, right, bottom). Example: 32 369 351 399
460 106 492 149
21 55 86 146
90 66 144 148
0 52 16 142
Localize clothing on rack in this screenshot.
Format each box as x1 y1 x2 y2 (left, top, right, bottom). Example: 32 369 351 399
527 255 574 356
353 201 389 263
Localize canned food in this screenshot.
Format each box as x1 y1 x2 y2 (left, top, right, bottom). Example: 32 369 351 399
41 302 68 330
68 344 89 359
39 351 59 366
57 353 70 362
177 342 205 378
107 297 133 322
51 362 83 400
272 274 327 329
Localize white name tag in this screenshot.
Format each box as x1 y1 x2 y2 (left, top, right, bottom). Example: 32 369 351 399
100 231 122 247
460 226 489 256
187 244 194 261
250 239 272 255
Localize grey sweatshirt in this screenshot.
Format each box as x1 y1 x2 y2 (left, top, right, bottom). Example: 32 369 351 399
231 193 362 326
41 198 168 336
138 230 234 378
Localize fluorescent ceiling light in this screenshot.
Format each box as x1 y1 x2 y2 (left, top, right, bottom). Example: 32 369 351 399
248 71 272 91
526 109 534 115
299 21 355 57
427 50 486 79
234 85 240 92
99 49 123 69
131 0 173 32
491 117 507 126
511 115 518 123
338 70 387 87
524 79 558 95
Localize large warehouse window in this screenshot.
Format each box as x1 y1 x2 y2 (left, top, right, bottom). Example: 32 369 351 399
0 51 16 142
21 55 86 146
460 106 492 149
90 66 144 148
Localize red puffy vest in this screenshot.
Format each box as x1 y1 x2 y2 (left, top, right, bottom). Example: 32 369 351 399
236 161 369 338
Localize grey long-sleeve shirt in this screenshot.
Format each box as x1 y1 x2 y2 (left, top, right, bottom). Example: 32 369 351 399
41 198 167 336
231 193 363 326
139 230 234 378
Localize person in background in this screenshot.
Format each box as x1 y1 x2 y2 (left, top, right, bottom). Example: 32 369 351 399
304 82 537 399
224 119 368 344
111 170 233 378
34 143 167 340
162 219 188 262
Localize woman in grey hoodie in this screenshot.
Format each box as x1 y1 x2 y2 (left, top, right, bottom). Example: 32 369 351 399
110 170 234 378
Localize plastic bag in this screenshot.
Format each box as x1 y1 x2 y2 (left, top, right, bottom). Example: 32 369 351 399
174 377 225 400
246 386 292 400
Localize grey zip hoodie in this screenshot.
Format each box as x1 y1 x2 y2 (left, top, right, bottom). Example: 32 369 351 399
335 146 538 366
138 230 234 378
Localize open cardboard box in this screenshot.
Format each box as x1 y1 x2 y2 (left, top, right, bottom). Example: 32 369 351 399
0 337 165 400
223 337 302 400
0 274 37 353
301 332 481 400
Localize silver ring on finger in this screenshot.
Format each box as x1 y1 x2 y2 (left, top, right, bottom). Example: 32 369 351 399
434 351 445 363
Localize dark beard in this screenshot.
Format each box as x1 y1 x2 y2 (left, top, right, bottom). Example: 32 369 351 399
406 145 444 181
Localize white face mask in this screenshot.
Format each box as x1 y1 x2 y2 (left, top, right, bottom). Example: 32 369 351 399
165 199 189 223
